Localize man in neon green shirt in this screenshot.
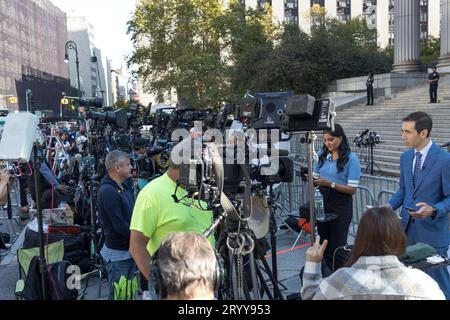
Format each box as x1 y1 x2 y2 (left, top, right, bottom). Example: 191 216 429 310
130 156 214 280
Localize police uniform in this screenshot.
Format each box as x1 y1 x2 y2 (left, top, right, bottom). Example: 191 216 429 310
366 75 374 105
428 69 440 103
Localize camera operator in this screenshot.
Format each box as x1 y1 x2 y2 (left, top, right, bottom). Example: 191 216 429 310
0 170 12 206
97 150 136 300
130 138 154 192
151 232 218 300
129 138 214 285
312 124 361 273
27 147 68 203
75 124 88 155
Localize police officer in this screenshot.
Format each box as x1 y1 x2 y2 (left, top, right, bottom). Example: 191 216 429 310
366 72 374 106
428 65 440 103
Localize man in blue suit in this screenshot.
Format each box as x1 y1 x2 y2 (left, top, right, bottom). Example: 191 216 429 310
389 111 450 299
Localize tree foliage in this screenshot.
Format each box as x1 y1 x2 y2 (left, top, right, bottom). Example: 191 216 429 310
128 0 229 108
128 1 394 106
420 36 440 67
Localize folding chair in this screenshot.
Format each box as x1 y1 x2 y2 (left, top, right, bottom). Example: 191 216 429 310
15 240 65 299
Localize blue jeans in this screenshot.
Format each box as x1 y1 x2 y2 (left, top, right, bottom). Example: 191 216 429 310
106 258 136 300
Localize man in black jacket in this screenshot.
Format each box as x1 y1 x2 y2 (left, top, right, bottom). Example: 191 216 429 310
97 150 135 300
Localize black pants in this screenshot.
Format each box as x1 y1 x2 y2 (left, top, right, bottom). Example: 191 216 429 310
366 86 374 105
317 212 352 271
429 84 438 103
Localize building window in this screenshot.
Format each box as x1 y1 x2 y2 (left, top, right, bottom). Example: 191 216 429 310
336 0 351 23
311 0 324 6
362 0 377 28
284 0 298 24
258 0 272 10
419 0 428 42
388 0 394 46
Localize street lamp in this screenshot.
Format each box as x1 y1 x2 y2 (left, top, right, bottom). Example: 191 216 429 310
91 54 105 107
25 89 32 113
64 40 82 104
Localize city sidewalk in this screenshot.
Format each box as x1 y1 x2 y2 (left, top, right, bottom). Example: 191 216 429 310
0 215 309 300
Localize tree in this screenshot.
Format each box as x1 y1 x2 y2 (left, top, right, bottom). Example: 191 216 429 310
225 1 279 100
420 36 440 68
128 0 230 108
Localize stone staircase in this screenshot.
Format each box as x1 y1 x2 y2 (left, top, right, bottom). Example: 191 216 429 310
335 76 450 177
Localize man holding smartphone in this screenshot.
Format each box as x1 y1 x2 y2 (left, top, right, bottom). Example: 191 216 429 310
388 112 450 299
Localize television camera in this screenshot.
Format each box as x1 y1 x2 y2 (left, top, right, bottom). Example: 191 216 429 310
353 129 381 148
170 92 335 300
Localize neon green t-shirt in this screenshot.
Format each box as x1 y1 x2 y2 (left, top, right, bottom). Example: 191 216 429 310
130 173 215 256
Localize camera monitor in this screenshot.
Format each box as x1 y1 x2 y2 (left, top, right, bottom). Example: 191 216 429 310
282 98 335 132
0 112 38 161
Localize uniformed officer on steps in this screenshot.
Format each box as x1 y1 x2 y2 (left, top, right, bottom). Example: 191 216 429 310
428 65 440 103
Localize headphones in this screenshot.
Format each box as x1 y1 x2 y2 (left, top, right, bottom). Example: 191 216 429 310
150 248 224 299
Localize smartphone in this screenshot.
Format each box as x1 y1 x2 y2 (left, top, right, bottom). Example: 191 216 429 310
404 204 419 212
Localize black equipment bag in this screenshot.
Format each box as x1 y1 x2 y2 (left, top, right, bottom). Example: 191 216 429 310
20 256 78 300
47 260 78 300
23 229 92 273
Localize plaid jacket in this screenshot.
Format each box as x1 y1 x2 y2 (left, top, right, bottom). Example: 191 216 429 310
301 255 445 300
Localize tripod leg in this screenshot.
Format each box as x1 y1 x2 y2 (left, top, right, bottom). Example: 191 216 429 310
291 230 303 251
254 242 284 299
248 251 260 300
255 261 274 300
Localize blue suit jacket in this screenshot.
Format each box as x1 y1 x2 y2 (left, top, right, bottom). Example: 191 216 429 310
389 143 450 248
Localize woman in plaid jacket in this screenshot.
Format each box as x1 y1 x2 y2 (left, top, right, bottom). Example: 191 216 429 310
301 207 445 300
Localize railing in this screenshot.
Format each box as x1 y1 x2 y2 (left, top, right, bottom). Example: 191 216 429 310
277 160 401 235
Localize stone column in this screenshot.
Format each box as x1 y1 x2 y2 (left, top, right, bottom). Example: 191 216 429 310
392 0 421 72
439 0 450 68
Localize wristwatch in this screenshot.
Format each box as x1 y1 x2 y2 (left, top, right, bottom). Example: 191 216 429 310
431 206 437 219
330 182 336 189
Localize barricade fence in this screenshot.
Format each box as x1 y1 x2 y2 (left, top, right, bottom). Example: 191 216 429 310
277 161 401 236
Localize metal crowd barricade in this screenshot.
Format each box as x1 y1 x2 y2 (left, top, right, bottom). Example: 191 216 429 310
279 134 402 236
279 158 401 235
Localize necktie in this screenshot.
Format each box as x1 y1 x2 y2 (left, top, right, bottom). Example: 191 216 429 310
413 152 422 187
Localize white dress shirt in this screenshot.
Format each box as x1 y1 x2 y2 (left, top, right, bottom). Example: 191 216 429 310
412 139 433 174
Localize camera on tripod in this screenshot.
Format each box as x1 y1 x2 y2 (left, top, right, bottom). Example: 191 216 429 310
84 108 128 129
353 129 381 148
176 91 336 214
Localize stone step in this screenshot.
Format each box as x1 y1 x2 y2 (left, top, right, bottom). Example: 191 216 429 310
338 105 450 111
340 117 450 121
327 77 450 177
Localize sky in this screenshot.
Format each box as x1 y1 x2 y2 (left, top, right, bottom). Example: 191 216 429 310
50 0 138 70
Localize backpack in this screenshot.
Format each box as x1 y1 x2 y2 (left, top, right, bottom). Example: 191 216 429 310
47 260 79 300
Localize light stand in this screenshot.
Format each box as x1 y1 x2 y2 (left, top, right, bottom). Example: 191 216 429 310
305 131 317 244
86 130 104 298
362 143 382 175
32 144 49 299
91 55 105 107
25 90 32 113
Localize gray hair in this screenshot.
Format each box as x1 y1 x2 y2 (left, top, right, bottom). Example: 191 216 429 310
105 150 129 172
158 232 217 297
